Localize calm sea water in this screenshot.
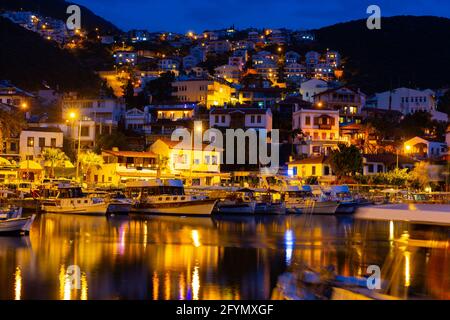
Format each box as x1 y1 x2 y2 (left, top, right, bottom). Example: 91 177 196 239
0 214 448 300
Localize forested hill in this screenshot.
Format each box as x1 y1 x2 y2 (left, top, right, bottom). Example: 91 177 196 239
0 0 120 33
314 16 450 94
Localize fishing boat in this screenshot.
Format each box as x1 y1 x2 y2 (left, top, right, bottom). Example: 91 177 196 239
253 190 286 215
215 189 256 215
282 185 339 214
0 207 35 235
126 179 217 216
40 184 109 215
88 190 132 215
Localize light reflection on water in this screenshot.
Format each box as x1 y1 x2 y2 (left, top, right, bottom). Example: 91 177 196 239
0 214 448 300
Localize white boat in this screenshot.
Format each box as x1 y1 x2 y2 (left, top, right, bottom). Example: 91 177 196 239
126 180 217 216
283 185 339 215
0 207 35 235
41 184 109 215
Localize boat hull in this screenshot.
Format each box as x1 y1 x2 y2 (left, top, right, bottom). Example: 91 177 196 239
0 215 35 235
287 201 339 215
132 199 217 216
107 202 132 215
216 202 256 215
42 202 109 216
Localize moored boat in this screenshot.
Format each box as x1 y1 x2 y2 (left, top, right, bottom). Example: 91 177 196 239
283 185 339 215
0 207 35 235
40 184 109 215
126 179 217 216
215 189 256 215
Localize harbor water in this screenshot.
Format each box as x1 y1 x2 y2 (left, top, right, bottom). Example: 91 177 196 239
0 213 448 300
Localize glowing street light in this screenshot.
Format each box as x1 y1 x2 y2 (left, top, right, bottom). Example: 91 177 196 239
405 144 411 152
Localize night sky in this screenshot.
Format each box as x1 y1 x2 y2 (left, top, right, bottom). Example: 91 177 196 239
74 0 450 32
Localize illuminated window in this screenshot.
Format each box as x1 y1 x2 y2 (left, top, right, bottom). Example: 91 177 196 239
27 137 34 147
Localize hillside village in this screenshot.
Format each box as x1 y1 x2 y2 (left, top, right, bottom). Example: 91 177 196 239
1 9 449 191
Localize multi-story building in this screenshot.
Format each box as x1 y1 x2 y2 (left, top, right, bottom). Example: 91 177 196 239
171 77 233 109
0 80 35 109
292 105 341 157
228 56 246 70
148 138 221 186
285 63 307 84
206 40 232 54
190 46 207 63
214 65 241 83
113 51 137 66
285 51 301 64
158 58 180 73
326 51 340 68
238 87 285 108
128 29 150 42
91 149 158 186
19 127 63 161
299 79 329 102
210 107 272 132
366 87 448 121
305 51 320 72
314 64 335 81
182 55 200 70
313 86 366 124
287 155 335 183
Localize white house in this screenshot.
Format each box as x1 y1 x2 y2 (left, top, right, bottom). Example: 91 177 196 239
299 79 329 102
19 127 63 161
404 136 448 160
62 97 125 128
124 108 149 132
368 88 448 121
292 105 340 156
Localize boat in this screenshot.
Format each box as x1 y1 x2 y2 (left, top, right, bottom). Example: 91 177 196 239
254 190 286 215
88 190 132 215
215 189 256 215
0 206 35 235
282 185 339 215
126 179 217 216
40 183 109 215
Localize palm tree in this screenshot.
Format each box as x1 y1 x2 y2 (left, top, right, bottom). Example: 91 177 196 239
0 109 26 152
78 151 104 183
42 148 68 178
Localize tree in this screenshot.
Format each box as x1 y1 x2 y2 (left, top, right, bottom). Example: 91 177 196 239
0 109 26 152
78 151 104 182
145 71 175 103
409 162 431 190
437 89 450 116
94 131 129 153
329 143 363 181
276 62 286 83
123 79 135 108
42 148 68 178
